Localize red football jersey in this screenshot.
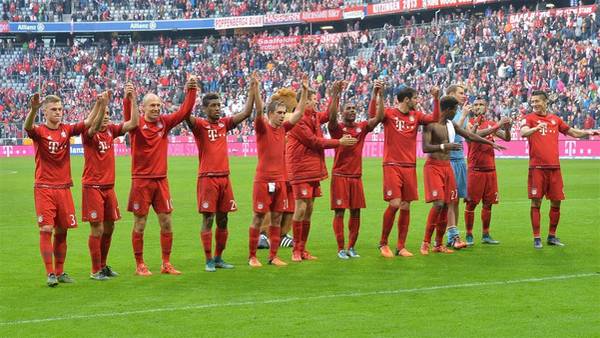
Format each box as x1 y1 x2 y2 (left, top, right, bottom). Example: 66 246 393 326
255 117 294 182
521 112 570 168
82 124 124 187
129 89 196 178
382 107 438 167
329 121 372 177
26 122 85 187
467 119 498 170
191 116 235 177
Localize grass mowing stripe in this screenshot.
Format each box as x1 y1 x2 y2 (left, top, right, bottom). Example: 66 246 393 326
2 272 597 326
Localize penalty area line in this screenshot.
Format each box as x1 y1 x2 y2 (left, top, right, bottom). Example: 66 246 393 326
1 272 598 326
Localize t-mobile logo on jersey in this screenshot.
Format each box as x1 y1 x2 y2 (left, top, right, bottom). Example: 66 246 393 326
48 141 60 154
394 118 412 131
98 141 109 153
208 129 220 141
537 122 548 135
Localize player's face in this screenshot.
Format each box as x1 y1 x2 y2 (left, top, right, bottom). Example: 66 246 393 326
445 106 458 120
530 95 547 113
342 103 357 122
43 101 63 124
143 95 162 121
407 95 418 110
205 99 221 120
306 93 317 110
453 87 466 105
101 107 110 128
473 99 486 116
268 105 287 127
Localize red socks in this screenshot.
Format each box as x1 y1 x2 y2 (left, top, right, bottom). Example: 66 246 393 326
53 232 67 275
160 232 173 264
88 235 102 273
464 202 476 235
530 206 541 237
333 215 345 251
132 231 144 265
380 206 398 246
435 207 448 246
200 229 212 260
249 227 260 258
292 220 303 253
268 226 281 259
396 209 409 250
215 228 228 257
348 216 360 249
482 206 492 235
100 232 113 268
549 206 560 236
424 207 442 243
301 221 311 252
40 231 54 274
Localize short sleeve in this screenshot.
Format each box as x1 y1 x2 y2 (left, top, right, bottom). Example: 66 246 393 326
557 117 570 135
282 121 295 132
254 116 267 135
111 123 124 138
26 125 40 140
520 115 533 128
224 117 236 131
328 123 343 139
68 121 85 136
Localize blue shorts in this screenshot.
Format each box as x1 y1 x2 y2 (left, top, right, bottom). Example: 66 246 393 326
450 159 467 198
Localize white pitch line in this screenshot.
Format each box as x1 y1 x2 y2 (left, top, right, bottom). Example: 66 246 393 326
1 272 597 326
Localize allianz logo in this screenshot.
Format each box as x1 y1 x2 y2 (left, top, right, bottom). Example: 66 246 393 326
129 21 157 30
18 23 44 31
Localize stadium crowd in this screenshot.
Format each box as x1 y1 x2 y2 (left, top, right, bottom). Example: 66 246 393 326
1 5 599 141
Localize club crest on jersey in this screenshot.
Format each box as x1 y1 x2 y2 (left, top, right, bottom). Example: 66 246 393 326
432 190 438 197
531 188 537 195
409 116 415 122
301 189 308 196
90 211 98 219
551 120 556 125
356 127 362 133
257 202 264 210
336 199 342 206
38 215 43 223
61 131 67 138
202 201 209 209
133 202 140 210
218 123 224 128
343 127 348 132
387 190 392 196
157 122 163 129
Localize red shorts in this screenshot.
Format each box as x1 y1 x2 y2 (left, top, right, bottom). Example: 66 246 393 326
34 187 78 228
253 181 289 213
528 168 565 200
284 182 295 213
467 169 499 204
423 159 458 203
127 178 173 216
382 165 419 202
82 186 122 222
330 176 366 210
197 176 237 213
292 181 322 200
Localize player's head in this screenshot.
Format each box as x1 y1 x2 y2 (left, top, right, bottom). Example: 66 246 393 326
446 84 466 105
342 101 358 123
396 87 417 110
202 93 221 120
440 95 460 120
267 99 287 127
296 88 317 110
530 90 548 113
473 96 487 116
142 93 162 122
101 106 111 129
42 95 63 124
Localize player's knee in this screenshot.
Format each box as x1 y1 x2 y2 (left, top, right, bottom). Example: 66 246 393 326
158 215 172 231
40 225 53 233
550 200 561 208
216 212 228 228
202 213 215 228
466 201 478 211
482 203 492 211
103 221 115 233
531 199 542 208
388 199 402 209
334 209 345 218
350 209 360 218
399 201 410 210
252 213 265 228
90 222 104 236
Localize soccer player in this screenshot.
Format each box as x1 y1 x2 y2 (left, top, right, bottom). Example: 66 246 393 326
127 76 198 276
376 86 440 258
421 96 505 255
24 93 96 286
286 81 358 262
464 96 512 246
248 74 307 267
328 80 385 259
188 74 255 272
82 84 139 280
445 84 470 249
520 90 599 248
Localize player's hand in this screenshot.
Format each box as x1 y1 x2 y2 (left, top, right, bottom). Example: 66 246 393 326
587 130 600 136
339 134 358 146
30 93 42 111
249 71 259 94
492 143 507 151
430 86 440 99
372 80 382 96
301 74 309 91
499 116 512 127
462 104 472 117
535 122 547 131
185 75 198 91
332 80 346 96
444 143 462 151
125 83 135 99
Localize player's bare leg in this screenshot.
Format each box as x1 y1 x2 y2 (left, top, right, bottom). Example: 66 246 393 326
396 201 413 257
157 212 180 274
89 221 109 280
133 214 152 276
333 209 349 259
101 220 118 276
201 212 216 271
40 225 57 287
530 198 543 249
480 203 499 244
347 208 361 258
249 212 266 267
214 212 234 269
379 198 400 258
53 226 73 283
547 200 564 246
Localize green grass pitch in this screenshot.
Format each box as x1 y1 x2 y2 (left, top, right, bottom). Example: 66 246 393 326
1 156 599 337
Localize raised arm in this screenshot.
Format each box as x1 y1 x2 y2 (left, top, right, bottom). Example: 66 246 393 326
122 83 139 133
327 80 345 131
252 71 264 120
164 76 198 131
88 92 109 137
287 74 308 126
419 86 441 124
232 75 255 126
455 123 506 150
367 80 385 130
24 93 42 131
